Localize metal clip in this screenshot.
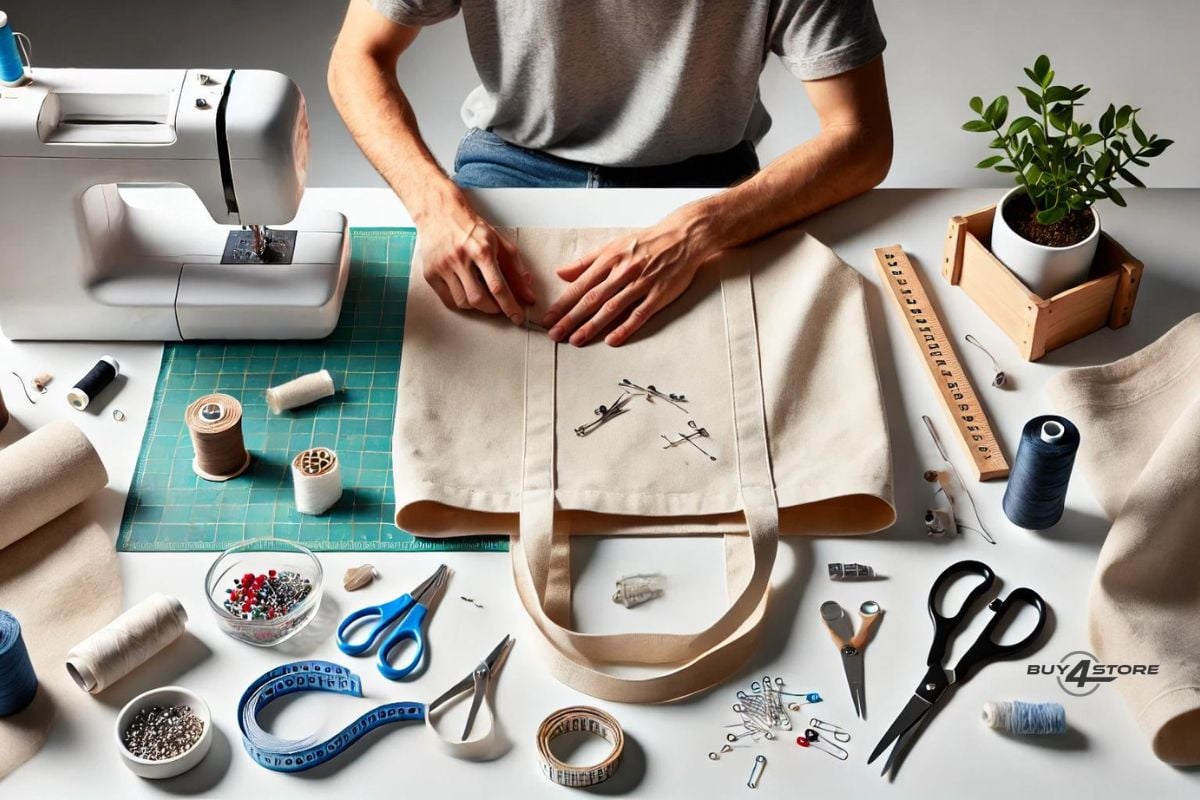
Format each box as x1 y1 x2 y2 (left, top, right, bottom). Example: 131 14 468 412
808 718 852 743
619 378 688 412
797 728 849 760
828 562 877 581
574 391 632 437
660 419 717 461
746 754 767 788
612 573 665 608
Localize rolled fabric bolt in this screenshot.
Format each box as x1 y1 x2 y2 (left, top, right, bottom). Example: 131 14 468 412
0 421 108 551
292 447 342 515
266 370 335 414
67 356 119 411
65 594 188 695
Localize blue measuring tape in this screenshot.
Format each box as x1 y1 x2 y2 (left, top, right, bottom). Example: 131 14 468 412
0 609 38 716
237 660 425 773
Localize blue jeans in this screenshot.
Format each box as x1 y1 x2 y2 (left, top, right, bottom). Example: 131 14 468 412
453 128 759 189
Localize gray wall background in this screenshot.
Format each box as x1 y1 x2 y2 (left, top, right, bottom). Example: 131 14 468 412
5 1 1198 188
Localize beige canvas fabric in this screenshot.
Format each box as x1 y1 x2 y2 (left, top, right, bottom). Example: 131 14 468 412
0 422 120 780
1046 313 1200 766
393 226 895 702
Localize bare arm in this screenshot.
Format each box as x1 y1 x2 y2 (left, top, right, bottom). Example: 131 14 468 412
329 0 534 322
544 57 893 346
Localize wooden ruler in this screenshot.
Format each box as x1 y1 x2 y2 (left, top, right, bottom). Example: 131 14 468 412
874 245 1009 481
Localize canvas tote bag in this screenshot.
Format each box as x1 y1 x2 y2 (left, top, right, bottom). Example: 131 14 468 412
393 226 895 703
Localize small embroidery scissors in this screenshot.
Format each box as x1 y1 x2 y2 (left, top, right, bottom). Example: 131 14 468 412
337 564 449 680
820 599 881 719
427 634 515 742
868 560 1047 778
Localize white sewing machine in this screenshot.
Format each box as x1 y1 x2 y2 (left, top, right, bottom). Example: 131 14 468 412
0 68 349 340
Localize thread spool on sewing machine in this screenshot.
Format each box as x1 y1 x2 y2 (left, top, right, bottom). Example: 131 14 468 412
0 67 349 341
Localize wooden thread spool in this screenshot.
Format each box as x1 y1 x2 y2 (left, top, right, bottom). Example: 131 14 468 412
291 446 342 515
185 394 251 482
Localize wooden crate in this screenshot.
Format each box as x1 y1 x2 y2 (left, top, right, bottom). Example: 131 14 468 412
943 204 1143 361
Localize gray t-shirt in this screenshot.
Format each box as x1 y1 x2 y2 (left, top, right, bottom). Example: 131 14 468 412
371 0 886 167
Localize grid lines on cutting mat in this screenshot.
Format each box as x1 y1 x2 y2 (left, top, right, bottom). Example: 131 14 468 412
117 228 507 553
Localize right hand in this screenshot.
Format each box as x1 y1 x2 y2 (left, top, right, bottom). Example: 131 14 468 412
414 186 536 324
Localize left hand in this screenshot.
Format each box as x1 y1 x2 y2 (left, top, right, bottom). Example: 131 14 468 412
541 210 718 346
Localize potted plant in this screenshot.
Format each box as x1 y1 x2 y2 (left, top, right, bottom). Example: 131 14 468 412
963 55 1172 297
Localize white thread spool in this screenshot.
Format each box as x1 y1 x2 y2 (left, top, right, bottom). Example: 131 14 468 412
65 594 188 694
266 370 335 414
292 447 342 515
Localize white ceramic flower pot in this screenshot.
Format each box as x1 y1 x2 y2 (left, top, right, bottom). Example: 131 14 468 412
989 186 1100 298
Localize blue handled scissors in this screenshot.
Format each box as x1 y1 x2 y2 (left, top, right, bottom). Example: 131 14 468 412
336 564 450 680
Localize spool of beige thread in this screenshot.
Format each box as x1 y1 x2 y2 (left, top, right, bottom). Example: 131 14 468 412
185 393 251 481
266 370 335 414
65 594 188 694
292 447 343 515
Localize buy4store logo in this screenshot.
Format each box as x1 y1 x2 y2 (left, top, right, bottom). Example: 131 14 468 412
1028 650 1159 697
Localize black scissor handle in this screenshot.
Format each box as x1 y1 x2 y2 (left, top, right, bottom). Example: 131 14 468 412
925 560 996 667
952 586 1048 685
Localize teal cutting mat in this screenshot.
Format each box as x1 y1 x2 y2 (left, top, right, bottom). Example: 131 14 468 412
118 228 507 553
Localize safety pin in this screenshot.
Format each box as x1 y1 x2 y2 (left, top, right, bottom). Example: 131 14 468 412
660 420 717 461
964 334 1007 387
746 755 767 789
797 729 849 761
808 718 851 743
619 378 688 412
574 391 632 437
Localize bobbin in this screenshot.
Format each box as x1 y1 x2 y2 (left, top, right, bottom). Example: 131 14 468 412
185 393 251 481
291 446 342 515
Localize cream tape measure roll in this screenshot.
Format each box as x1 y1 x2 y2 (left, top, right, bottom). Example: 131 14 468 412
536 706 624 788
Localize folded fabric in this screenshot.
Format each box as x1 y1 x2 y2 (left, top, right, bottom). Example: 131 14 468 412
393 226 894 702
1046 313 1200 766
0 422 120 780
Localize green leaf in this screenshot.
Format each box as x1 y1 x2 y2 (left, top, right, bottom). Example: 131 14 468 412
1044 85 1073 103
1019 86 1043 114
976 155 1005 169
1099 104 1116 137
1026 163 1043 183
1117 167 1146 187
1033 55 1051 82
1105 184 1127 207
1023 67 1039 85
1081 133 1104 146
1007 116 1036 137
995 165 1019 173
1115 105 1133 128
1095 151 1113 177
962 119 993 133
969 96 984 114
1130 117 1147 147
985 96 1009 129
1037 206 1068 224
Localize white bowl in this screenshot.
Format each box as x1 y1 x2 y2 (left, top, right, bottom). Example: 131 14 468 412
115 686 213 779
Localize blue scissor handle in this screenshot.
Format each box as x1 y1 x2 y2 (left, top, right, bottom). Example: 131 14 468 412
377 603 429 681
337 593 416 656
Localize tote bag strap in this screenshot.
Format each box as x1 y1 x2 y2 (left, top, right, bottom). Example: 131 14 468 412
511 267 779 703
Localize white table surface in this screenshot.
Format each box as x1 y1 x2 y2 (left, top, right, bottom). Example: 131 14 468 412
3 187 1199 798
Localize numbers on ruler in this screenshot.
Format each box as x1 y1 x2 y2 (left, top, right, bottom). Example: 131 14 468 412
881 251 1001 463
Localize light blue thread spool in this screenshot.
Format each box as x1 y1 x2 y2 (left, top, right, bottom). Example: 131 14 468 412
0 11 30 86
982 700 1066 735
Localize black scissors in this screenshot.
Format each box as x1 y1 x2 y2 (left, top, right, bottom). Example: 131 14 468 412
868 560 1048 778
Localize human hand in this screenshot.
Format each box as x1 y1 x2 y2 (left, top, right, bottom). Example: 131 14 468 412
415 187 535 323
541 210 717 346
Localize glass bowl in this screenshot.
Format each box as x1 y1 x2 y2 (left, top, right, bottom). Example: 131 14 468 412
204 538 323 647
